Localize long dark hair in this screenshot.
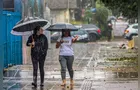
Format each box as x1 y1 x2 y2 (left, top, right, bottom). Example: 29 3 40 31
61 30 71 38
33 26 41 35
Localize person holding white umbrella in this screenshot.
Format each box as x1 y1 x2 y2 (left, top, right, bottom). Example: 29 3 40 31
26 26 48 87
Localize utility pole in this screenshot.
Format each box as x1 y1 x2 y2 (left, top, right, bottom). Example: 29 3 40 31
67 0 70 23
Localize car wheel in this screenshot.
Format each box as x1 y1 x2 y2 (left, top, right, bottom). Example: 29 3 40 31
89 34 97 42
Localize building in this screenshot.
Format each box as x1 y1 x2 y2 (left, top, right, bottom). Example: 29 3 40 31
47 0 77 23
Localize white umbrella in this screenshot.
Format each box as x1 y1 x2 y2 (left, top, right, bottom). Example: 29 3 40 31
11 17 51 36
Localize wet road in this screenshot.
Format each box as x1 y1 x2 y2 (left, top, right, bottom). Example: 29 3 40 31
3 41 138 90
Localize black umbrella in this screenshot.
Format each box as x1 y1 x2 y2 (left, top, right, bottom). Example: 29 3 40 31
47 23 78 31
107 16 116 21
11 17 50 35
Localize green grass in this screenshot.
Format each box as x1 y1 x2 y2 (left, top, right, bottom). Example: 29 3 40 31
106 57 138 62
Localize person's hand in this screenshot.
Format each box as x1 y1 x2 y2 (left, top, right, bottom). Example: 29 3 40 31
31 41 35 47
72 35 79 42
60 40 64 43
75 35 79 40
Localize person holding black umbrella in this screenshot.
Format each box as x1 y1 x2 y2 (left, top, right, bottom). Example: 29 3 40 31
56 30 78 87
26 26 48 87
107 20 113 42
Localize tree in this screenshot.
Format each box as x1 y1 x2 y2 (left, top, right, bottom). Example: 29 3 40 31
100 0 138 19
83 0 111 36
74 9 82 21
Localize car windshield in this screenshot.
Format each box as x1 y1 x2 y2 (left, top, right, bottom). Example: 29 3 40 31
132 25 138 29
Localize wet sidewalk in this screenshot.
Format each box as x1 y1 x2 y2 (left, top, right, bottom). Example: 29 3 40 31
3 41 138 90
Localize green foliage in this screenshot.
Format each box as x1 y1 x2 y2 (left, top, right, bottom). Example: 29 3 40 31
95 7 108 31
106 57 138 62
100 0 138 19
95 0 110 32
83 8 93 24
83 0 111 37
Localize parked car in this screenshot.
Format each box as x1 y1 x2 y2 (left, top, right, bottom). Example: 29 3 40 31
81 24 101 42
51 32 61 42
124 23 138 40
51 29 89 43
71 29 89 42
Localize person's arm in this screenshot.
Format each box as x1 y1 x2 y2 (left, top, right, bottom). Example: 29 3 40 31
26 35 34 47
56 42 60 48
56 37 63 48
56 40 63 48
43 35 48 53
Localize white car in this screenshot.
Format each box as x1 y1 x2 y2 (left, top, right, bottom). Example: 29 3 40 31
124 23 138 40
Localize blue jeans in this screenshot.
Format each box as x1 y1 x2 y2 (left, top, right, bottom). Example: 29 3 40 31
59 55 74 80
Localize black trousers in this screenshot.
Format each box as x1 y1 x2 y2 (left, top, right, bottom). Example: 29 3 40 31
31 54 46 84
107 31 112 41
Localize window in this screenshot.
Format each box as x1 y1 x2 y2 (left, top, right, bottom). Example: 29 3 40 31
132 25 138 29
80 31 85 35
73 30 85 35
3 0 14 11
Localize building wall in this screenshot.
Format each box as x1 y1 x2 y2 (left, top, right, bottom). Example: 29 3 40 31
50 9 70 23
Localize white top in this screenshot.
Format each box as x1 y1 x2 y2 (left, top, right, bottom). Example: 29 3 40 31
57 36 74 56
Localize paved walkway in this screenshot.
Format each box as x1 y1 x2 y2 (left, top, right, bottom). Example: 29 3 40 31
3 41 138 90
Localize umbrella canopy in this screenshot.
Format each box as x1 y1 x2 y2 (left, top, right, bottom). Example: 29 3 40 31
47 23 78 31
107 16 116 21
11 17 50 35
